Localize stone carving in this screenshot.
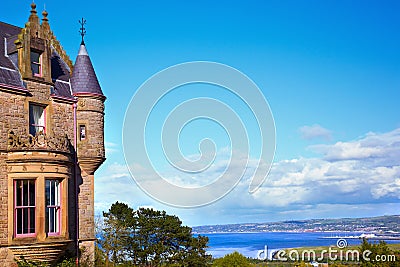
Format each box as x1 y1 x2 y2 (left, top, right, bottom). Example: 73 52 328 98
7 131 72 153
79 99 86 107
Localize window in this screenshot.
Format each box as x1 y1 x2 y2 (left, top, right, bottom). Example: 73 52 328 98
45 180 61 235
31 50 41 77
14 180 36 237
79 125 86 141
29 104 46 135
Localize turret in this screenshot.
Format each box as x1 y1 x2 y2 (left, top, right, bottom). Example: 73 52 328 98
70 42 105 174
70 36 105 260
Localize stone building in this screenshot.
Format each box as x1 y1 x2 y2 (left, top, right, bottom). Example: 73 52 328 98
0 3 105 265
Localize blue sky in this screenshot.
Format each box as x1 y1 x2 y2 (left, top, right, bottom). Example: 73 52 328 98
2 1 400 226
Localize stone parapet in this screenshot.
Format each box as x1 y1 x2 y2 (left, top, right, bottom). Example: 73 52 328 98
7 131 72 154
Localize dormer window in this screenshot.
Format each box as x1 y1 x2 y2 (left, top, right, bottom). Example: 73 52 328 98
29 103 46 135
30 50 42 77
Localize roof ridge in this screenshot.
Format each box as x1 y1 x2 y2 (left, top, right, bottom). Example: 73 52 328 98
0 21 22 30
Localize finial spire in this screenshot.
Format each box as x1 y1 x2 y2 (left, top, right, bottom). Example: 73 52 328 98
31 1 37 14
79 18 86 45
28 1 40 29
42 5 48 22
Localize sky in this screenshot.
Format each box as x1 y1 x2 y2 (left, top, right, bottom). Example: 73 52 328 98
2 0 400 226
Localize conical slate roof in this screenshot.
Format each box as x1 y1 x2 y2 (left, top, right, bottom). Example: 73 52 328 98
71 44 103 96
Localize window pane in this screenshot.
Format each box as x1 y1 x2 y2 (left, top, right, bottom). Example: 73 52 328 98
16 209 22 234
31 51 40 62
45 208 49 233
38 109 45 129
29 104 45 135
49 208 54 232
29 180 35 206
79 125 86 140
22 180 28 206
29 207 35 233
51 182 55 205
31 63 40 75
31 51 41 76
55 208 59 232
16 181 22 206
23 208 28 233
45 180 50 206
55 182 60 205
29 105 35 135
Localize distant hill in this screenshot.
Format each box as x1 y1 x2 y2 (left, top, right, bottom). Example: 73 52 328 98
192 215 400 234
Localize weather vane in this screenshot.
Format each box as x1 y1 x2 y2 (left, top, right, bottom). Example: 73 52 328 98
79 18 86 45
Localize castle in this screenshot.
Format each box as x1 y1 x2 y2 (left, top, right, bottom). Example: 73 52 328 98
0 3 105 265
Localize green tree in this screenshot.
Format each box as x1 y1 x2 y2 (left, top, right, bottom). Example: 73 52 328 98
359 238 400 267
100 202 211 266
212 251 252 267
100 201 135 265
181 235 211 266
134 207 211 266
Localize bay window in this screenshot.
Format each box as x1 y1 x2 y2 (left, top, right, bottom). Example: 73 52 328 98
13 177 65 239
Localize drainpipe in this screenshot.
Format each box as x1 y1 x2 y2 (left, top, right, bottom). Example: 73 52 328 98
73 101 79 266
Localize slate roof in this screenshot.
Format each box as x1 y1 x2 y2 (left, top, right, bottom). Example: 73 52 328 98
0 68 24 88
0 22 24 88
51 51 70 82
0 21 75 99
51 50 74 98
70 44 103 96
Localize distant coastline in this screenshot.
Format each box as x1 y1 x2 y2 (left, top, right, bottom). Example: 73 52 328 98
193 214 400 235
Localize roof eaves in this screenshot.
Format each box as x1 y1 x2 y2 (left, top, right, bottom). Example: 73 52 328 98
0 82 29 95
50 94 77 104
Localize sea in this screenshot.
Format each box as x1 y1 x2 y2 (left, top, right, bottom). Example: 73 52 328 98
202 232 400 259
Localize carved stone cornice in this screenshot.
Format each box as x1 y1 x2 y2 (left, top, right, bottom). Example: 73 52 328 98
7 130 72 154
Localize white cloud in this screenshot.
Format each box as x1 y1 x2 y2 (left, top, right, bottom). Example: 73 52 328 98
94 162 138 212
94 128 400 225
311 128 400 161
371 176 400 199
105 141 120 155
99 162 130 179
299 124 332 140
